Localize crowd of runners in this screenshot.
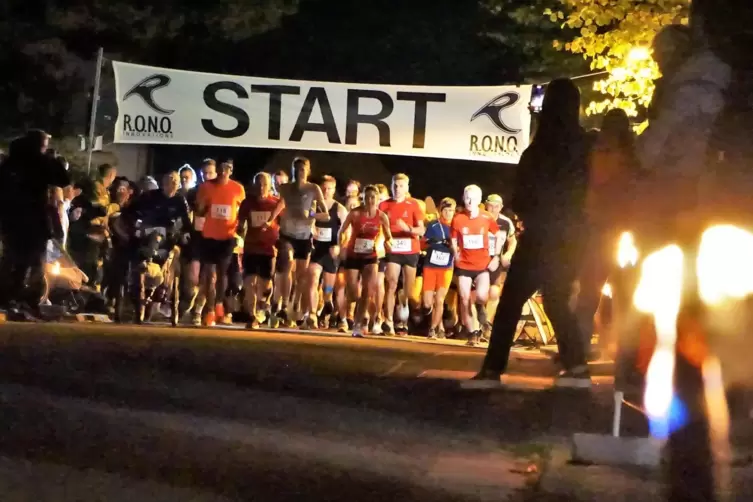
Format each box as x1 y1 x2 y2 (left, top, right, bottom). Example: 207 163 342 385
165 156 520 344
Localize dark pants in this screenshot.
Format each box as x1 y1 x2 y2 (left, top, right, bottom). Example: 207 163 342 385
575 224 615 350
482 233 586 374
0 231 47 306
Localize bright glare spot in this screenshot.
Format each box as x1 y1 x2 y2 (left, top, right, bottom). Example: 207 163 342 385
644 347 675 419
633 245 684 435
617 231 638 268
601 282 613 298
627 46 651 63
611 67 628 80
51 261 61 276
697 225 753 305
633 244 683 324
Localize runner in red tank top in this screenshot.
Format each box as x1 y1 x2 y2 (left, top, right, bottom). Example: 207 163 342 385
237 172 279 329
339 185 392 338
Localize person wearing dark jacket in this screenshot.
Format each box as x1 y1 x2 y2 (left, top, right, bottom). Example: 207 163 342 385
464 78 592 389
0 130 70 308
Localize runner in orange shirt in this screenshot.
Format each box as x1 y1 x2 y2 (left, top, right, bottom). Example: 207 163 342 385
196 160 245 326
451 185 504 346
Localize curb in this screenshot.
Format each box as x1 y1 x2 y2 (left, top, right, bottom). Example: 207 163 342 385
72 313 112 323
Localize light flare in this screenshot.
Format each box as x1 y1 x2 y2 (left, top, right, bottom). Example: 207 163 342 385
633 245 684 426
51 261 61 276
601 282 613 298
697 224 753 306
617 231 638 268
627 46 651 63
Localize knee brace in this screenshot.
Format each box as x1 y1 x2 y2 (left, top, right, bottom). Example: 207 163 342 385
323 284 334 295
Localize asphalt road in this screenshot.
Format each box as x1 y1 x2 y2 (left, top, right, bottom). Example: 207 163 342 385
0 321 643 501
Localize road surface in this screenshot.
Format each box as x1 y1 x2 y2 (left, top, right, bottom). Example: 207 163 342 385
0 321 645 501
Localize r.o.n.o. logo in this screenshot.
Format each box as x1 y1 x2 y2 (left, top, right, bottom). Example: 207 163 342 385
470 92 521 134
123 74 175 115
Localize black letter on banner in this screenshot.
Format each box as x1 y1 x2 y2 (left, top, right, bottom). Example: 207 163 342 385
251 84 300 140
345 90 393 146
289 87 341 144
396 92 446 149
202 82 250 138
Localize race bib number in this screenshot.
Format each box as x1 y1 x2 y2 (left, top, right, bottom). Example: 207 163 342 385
429 250 450 267
211 204 232 220
488 234 496 256
314 227 333 242
354 238 375 254
391 238 412 253
462 234 484 250
194 216 205 231
250 211 270 228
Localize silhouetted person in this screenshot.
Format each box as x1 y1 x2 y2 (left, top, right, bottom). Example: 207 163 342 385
0 130 69 309
465 79 592 389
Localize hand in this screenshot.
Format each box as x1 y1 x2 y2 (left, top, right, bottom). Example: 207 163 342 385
385 238 394 250
329 245 340 258
339 247 347 261
500 255 511 269
487 256 500 272
396 219 411 232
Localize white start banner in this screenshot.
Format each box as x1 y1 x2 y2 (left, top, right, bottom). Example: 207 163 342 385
112 61 533 163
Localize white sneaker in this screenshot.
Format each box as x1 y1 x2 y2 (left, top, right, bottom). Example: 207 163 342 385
371 322 383 335
352 325 365 338
384 320 395 336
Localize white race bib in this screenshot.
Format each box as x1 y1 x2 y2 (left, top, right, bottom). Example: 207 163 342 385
488 233 496 256
462 234 484 250
314 227 333 242
250 211 270 228
391 238 412 253
211 204 232 220
354 238 375 254
194 216 206 231
429 250 450 266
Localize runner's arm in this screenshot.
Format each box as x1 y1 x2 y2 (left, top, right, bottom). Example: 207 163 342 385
236 199 249 237
380 212 393 246
267 197 285 225
337 210 354 245
312 186 330 222
410 219 425 237
503 233 517 261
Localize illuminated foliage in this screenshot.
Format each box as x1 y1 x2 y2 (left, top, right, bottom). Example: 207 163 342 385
546 0 689 118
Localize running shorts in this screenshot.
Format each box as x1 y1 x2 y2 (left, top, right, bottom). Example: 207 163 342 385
422 267 453 292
